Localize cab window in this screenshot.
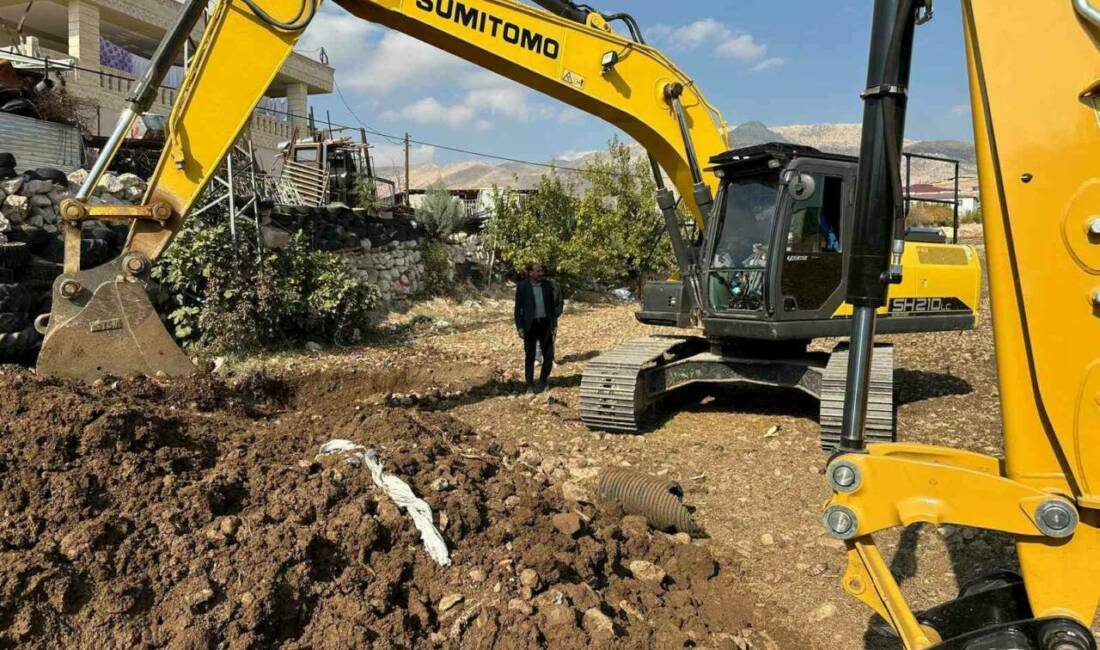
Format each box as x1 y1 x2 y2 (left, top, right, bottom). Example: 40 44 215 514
787 176 843 253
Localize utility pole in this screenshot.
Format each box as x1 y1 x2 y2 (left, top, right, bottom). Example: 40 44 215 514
404 132 411 206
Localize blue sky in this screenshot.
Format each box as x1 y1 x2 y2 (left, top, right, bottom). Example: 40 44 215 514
299 1 975 167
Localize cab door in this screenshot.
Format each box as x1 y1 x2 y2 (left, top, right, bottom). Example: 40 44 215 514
772 160 854 321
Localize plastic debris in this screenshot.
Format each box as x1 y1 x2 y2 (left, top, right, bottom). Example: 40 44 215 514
318 439 451 566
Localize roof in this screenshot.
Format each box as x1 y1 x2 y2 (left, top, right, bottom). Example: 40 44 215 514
708 142 857 173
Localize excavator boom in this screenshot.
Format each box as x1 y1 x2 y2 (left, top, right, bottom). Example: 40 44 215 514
37 0 731 381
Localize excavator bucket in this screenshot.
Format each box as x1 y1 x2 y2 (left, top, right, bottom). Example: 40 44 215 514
36 258 196 381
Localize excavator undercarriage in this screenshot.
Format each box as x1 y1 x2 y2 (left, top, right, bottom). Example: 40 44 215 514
580 336 896 449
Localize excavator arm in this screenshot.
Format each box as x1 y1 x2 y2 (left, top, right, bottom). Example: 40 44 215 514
825 1 1100 648
38 0 730 380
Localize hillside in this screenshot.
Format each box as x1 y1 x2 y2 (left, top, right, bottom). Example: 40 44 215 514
375 123 976 192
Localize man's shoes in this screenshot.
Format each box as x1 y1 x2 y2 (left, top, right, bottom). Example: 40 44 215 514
525 386 537 396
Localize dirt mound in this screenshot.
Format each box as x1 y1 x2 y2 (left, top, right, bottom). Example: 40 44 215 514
0 369 763 649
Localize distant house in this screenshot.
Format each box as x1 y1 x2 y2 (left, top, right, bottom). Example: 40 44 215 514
400 187 537 230
907 182 981 216
0 0 334 169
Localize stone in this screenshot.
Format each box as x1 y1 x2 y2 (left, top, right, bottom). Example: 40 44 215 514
2 194 28 217
467 568 486 583
96 174 125 195
760 533 775 546
47 189 71 205
240 591 255 607
360 238 372 251
519 568 540 590
124 185 144 202
1 178 23 195
117 172 144 189
0 215 9 233
671 532 692 545
188 587 215 611
626 560 666 584
305 342 324 352
67 169 88 186
22 180 57 195
508 598 533 616
812 602 837 621
438 593 464 613
430 477 454 492
218 516 240 536
582 607 616 639
561 481 589 504
551 512 583 538
29 194 52 208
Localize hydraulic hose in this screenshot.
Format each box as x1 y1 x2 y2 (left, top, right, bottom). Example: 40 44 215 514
241 0 318 31
529 0 590 24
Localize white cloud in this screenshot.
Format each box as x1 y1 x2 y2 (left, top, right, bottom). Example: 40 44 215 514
716 33 767 62
382 97 475 128
751 57 786 72
297 7 376 67
380 78 564 130
650 18 778 69
658 18 731 51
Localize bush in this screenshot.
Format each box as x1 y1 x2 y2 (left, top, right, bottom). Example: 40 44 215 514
417 181 467 238
152 219 380 354
421 239 455 297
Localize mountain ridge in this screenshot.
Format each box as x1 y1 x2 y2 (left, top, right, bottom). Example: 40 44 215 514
374 123 976 192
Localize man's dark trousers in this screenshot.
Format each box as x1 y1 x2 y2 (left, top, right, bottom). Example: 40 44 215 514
524 318 555 387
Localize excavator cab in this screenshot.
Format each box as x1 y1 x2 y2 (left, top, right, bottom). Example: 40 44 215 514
584 143 981 444
705 144 852 322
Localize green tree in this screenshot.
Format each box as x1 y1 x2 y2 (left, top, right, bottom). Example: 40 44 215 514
417 181 467 238
483 138 678 290
562 137 675 289
484 173 575 275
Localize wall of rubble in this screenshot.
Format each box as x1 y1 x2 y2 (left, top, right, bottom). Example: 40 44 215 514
0 170 145 239
347 239 425 304
343 233 490 306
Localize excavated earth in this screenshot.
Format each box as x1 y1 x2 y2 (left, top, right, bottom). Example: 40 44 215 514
0 367 801 649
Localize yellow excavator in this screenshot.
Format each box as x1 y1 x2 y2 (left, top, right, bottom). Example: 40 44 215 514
27 0 1100 646
822 1 1100 648
37 0 979 452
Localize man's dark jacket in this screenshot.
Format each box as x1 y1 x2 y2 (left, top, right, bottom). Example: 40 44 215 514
514 279 564 333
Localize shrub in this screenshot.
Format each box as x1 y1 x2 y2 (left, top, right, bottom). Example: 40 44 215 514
417 181 467 238
421 239 455 297
152 219 380 354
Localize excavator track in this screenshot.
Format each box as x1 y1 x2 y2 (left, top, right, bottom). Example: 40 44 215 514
580 336 700 432
818 342 896 451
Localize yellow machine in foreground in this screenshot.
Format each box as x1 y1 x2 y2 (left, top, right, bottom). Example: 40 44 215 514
822 0 1100 648
37 0 979 453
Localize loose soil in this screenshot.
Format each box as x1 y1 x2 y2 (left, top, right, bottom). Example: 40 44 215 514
0 369 797 649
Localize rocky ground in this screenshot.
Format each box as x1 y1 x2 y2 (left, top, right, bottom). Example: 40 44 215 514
0 225 1072 648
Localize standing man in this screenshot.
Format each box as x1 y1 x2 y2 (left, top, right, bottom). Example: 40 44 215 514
515 263 564 394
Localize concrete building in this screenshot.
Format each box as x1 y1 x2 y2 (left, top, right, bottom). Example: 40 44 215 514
0 0 333 168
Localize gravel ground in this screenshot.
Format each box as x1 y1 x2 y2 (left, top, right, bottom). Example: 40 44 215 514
213 226 1045 649
10 224 1075 648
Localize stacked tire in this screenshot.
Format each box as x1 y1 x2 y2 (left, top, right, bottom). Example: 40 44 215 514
0 244 41 357
0 152 16 181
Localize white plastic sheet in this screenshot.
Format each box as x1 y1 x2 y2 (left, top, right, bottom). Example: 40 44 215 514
318 439 451 566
